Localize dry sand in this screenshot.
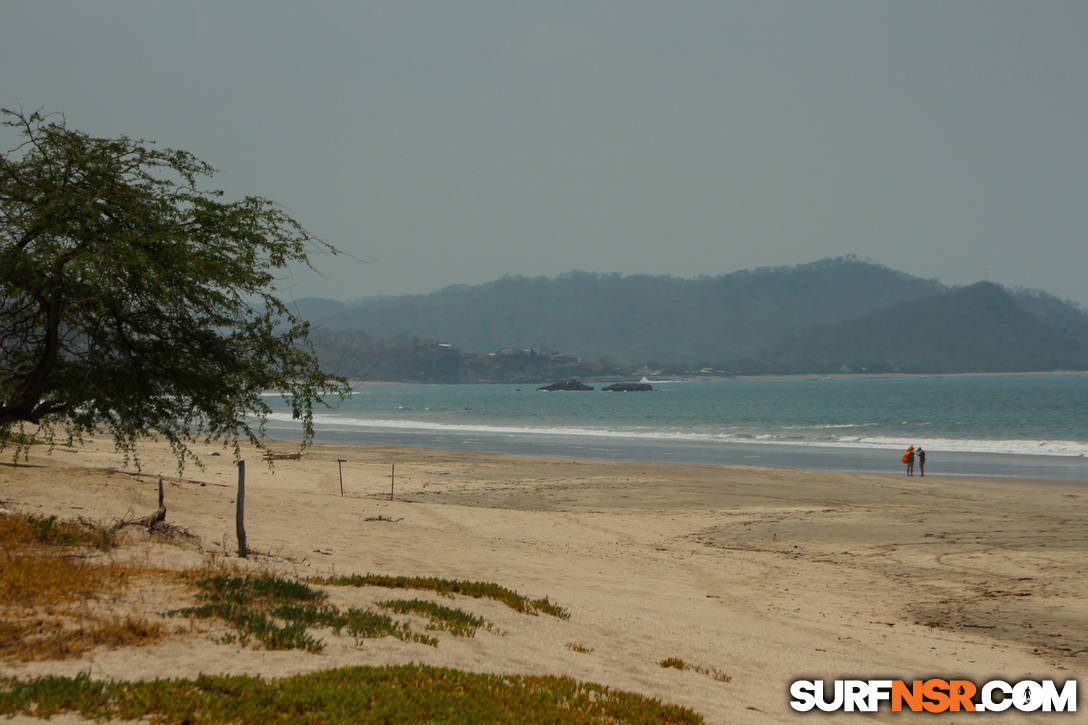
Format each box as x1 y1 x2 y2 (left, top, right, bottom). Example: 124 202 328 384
1 437 1085 723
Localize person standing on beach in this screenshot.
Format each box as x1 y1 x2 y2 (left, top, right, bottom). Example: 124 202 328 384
902 445 915 476
917 447 925 477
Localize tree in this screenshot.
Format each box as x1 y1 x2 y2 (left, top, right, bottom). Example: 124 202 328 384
0 108 349 467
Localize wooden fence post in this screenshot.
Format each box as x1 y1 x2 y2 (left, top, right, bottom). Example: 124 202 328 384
236 460 247 558
151 475 166 525
390 463 395 501
337 458 346 496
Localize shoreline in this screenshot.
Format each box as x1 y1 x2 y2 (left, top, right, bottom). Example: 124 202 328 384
301 374 1088 478
2 437 1084 723
349 369 1088 386
695 369 1088 382
272 422 1088 482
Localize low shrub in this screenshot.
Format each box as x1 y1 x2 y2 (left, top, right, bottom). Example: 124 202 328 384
379 599 491 637
0 666 704 724
312 573 569 619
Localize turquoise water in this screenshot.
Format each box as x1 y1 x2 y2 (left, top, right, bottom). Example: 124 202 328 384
268 375 1088 460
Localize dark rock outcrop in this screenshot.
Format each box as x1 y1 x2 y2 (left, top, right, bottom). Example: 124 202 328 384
537 379 594 391
602 383 653 392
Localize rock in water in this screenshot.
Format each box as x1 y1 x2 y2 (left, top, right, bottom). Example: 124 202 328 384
537 379 594 391
602 383 653 392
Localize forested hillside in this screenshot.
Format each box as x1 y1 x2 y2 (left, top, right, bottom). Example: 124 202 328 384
300 259 944 364
296 258 1088 379
308 329 625 383
764 282 1088 374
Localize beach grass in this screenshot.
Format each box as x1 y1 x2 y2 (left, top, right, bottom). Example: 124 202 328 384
2 510 565 659
0 511 165 661
659 657 731 683
0 509 704 721
167 571 563 649
10 512 117 550
165 574 437 651
379 598 492 637
312 573 570 619
0 667 704 724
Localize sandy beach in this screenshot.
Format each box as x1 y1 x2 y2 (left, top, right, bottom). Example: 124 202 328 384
1 437 1084 723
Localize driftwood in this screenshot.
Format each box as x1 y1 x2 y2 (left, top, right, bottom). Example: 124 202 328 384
74 477 201 547
122 476 167 528
262 452 302 461
364 515 404 523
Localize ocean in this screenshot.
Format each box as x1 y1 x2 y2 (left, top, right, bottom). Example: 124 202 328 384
264 374 1088 481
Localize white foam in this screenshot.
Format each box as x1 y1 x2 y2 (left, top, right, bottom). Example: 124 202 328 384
265 412 1088 458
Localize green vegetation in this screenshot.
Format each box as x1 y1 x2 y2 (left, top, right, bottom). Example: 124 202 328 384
0 108 349 468
308 328 624 383
0 667 703 724
299 258 1088 377
4 512 570 661
23 514 115 549
1 510 703 720
0 430 38 446
768 281 1088 374
165 575 437 651
25 514 79 545
313 573 570 619
190 574 324 605
379 599 491 637
169 573 570 651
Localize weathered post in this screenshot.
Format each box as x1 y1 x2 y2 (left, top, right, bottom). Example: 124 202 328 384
337 458 346 496
390 463 395 501
236 460 247 558
151 475 166 524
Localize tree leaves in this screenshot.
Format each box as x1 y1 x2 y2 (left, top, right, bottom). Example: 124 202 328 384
0 109 349 468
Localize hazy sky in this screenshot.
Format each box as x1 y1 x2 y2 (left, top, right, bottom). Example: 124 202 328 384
3 1 1086 306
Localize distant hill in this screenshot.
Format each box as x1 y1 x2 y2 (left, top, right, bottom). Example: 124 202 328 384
298 258 946 364
297 258 1088 379
765 282 1088 374
308 328 625 384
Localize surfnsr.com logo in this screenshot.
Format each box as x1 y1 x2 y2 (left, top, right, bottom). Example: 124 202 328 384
789 679 1077 713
